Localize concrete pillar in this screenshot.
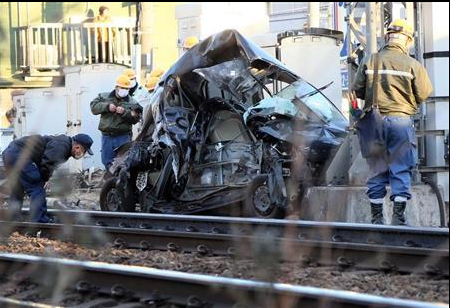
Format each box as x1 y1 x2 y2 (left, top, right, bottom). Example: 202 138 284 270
365 2 378 55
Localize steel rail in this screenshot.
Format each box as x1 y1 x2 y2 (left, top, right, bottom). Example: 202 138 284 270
0 253 445 308
0 221 448 276
0 297 58 308
3 209 449 250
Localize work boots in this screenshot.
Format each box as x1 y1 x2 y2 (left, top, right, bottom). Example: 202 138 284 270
370 203 384 224
392 201 407 225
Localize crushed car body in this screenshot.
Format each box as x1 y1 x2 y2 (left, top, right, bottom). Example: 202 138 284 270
101 29 348 218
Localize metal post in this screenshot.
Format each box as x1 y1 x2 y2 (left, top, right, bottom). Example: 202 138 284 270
114 27 121 64
128 28 132 65
308 2 320 28
365 2 378 55
59 26 63 66
415 2 424 64
101 26 106 63
21 28 27 67
121 28 127 64
108 27 113 63
70 26 75 65
27 26 33 69
86 25 92 64
94 26 98 63
346 3 354 87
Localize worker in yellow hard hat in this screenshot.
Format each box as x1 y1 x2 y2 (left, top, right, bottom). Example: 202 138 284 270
137 74 162 131
90 74 142 172
182 36 199 52
351 19 432 225
123 68 140 96
386 19 414 41
115 74 132 89
149 68 165 78
145 76 160 93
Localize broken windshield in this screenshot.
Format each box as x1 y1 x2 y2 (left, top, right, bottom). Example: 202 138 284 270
276 80 346 124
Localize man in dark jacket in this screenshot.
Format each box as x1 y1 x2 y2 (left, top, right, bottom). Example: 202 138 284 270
2 133 93 222
352 19 433 225
90 74 142 171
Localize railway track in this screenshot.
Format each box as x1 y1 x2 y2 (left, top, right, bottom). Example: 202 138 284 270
5 209 450 249
0 211 448 275
0 253 445 308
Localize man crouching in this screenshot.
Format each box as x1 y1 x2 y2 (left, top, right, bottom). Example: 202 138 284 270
2 133 93 222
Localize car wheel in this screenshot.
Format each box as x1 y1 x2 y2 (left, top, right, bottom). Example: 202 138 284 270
243 176 285 219
100 177 136 212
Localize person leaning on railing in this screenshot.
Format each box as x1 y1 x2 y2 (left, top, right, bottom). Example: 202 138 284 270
94 5 115 63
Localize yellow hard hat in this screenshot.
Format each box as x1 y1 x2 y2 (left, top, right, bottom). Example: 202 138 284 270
150 68 165 78
183 36 199 49
115 74 132 89
145 76 160 91
387 19 414 39
123 68 136 79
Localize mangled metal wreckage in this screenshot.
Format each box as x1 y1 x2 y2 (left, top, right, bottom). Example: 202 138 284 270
100 29 348 218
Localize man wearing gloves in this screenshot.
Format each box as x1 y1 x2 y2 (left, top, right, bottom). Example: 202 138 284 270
90 74 142 173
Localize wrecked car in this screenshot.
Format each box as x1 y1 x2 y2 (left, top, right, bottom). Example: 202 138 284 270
100 29 348 218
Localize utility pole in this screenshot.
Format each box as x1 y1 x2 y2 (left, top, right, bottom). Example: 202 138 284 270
365 2 378 55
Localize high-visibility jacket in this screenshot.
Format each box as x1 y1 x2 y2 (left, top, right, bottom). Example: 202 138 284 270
352 42 433 116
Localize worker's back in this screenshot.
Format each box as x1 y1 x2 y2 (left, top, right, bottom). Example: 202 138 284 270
353 42 433 116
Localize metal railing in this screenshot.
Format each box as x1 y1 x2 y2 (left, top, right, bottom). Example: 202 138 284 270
15 22 135 72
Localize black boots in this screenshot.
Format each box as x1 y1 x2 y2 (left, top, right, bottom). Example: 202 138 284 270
370 203 384 224
370 201 407 225
392 201 407 225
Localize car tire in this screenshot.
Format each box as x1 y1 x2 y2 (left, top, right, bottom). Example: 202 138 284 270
243 176 285 219
100 177 136 212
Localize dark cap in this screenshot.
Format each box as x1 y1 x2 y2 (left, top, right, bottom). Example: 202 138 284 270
73 134 94 155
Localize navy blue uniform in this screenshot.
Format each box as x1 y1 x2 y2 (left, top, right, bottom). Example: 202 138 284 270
2 135 72 222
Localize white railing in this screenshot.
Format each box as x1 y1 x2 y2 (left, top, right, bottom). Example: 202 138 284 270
15 22 135 71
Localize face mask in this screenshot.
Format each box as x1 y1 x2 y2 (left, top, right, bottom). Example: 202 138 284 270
130 79 137 87
117 88 129 98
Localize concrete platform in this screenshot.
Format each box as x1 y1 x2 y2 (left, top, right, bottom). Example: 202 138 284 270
300 185 447 227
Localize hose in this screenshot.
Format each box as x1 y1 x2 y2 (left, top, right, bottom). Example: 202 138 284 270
422 177 447 228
